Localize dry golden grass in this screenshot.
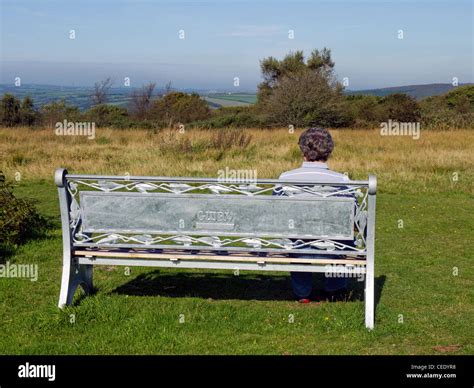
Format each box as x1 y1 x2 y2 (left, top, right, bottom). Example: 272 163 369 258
1 127 473 194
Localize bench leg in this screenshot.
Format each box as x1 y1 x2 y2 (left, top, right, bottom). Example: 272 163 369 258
58 255 93 308
364 263 374 330
365 180 376 330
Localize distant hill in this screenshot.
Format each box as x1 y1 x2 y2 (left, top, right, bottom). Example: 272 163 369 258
346 83 473 100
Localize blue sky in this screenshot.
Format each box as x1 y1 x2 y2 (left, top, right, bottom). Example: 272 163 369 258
0 0 472 90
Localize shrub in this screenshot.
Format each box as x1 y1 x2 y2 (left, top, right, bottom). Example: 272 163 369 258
20 96 39 126
378 93 421 122
443 85 474 111
343 95 383 126
150 92 211 126
40 99 81 128
0 176 48 255
420 85 474 129
0 94 41 127
83 104 129 127
0 94 22 127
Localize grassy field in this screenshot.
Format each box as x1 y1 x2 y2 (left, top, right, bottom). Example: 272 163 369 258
0 127 473 354
203 93 257 107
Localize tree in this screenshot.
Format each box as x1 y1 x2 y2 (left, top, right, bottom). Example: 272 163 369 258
91 77 113 105
0 94 22 127
164 81 173 95
262 70 349 127
257 49 347 127
83 104 129 127
129 83 156 119
306 48 335 74
20 96 38 126
257 48 336 104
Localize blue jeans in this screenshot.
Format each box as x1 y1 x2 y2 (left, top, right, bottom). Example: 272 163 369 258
291 272 348 299
290 246 350 298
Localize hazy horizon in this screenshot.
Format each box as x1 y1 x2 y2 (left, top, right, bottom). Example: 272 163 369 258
1 0 473 90
1 79 472 93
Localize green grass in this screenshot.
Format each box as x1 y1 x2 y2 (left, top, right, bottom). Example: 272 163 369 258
0 180 472 354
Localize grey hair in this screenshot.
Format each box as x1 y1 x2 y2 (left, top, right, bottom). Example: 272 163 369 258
298 127 334 162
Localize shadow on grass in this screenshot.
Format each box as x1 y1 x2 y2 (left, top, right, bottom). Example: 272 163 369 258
112 270 386 306
0 227 56 263
0 245 17 263
71 286 99 306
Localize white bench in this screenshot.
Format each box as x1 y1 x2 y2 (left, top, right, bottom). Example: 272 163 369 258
55 168 377 329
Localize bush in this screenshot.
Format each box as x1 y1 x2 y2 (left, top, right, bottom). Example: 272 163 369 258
0 94 22 127
0 94 41 127
0 176 48 255
343 95 383 127
420 85 474 129
378 93 421 122
20 96 38 126
150 92 211 126
40 99 81 128
83 104 129 127
344 93 422 127
443 85 474 111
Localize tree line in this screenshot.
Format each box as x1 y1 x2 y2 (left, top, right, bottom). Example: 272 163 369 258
1 49 472 130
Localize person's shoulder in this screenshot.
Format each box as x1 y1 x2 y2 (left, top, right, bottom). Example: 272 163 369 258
327 170 350 181
279 167 304 179
279 167 349 182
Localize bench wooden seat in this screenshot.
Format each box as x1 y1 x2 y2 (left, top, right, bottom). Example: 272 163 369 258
74 249 367 266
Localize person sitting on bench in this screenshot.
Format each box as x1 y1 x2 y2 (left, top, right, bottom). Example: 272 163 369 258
279 127 351 303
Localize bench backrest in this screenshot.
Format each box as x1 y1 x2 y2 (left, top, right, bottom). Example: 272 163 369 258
55 170 376 257
80 191 355 240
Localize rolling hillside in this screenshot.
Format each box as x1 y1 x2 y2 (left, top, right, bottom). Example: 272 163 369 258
346 83 473 100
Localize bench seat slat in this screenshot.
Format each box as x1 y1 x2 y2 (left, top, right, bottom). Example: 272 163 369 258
74 250 366 266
